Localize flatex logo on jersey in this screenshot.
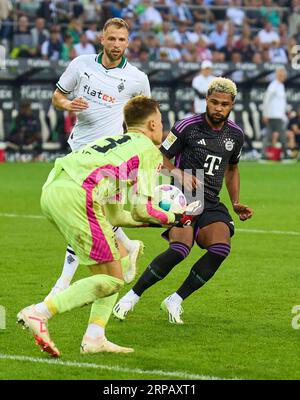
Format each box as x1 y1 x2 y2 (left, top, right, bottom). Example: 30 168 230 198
83 84 116 104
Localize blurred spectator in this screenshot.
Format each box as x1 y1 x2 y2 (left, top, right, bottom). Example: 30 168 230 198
139 0 163 29
109 2 123 18
211 50 226 62
286 105 300 158
211 0 227 21
10 15 36 58
268 40 288 64
278 22 288 49
251 51 263 64
238 37 255 61
30 18 49 57
246 0 265 29
69 0 84 19
137 21 155 42
37 0 59 24
292 22 300 45
288 0 300 36
139 47 150 62
192 0 215 26
8 101 42 159
262 67 289 160
220 34 237 62
261 48 271 62
121 0 135 19
194 37 213 61
143 33 160 60
73 32 96 56
41 26 63 60
230 52 244 82
66 18 83 45
256 21 280 50
158 37 181 62
83 0 102 23
171 21 191 49
186 22 211 46
126 36 144 61
226 0 246 27
0 0 13 50
208 21 228 50
169 0 193 25
260 0 280 28
85 23 100 47
60 33 76 61
156 21 173 45
192 60 215 114
0 0 11 20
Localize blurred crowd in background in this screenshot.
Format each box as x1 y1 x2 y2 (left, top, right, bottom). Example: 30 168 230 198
1 0 300 163
0 0 299 65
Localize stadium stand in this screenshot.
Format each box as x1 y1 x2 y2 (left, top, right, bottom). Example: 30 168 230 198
0 0 299 161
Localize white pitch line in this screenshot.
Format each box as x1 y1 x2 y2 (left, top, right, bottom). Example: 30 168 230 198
0 213 45 219
236 228 300 236
0 353 232 380
1 212 299 236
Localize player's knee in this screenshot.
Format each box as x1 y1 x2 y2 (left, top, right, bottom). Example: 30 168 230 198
169 226 194 248
94 275 124 298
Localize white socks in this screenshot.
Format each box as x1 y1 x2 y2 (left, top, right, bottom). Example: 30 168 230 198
55 246 79 290
120 289 140 306
85 323 105 339
168 292 183 305
114 227 137 253
35 302 52 319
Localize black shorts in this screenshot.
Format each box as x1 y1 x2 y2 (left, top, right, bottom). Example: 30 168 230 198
162 201 235 244
193 201 235 239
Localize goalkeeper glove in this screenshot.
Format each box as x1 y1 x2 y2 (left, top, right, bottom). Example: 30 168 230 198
174 213 194 227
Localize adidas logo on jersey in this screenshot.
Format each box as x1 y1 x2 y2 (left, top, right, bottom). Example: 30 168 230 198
197 139 206 146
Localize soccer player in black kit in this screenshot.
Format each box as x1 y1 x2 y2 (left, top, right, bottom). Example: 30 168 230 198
113 77 253 324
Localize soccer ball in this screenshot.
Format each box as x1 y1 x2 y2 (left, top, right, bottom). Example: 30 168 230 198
154 184 187 213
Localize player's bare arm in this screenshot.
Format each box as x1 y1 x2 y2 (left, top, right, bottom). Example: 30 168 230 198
52 89 89 112
225 163 253 221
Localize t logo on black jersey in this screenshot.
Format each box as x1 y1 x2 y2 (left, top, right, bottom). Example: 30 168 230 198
204 155 222 176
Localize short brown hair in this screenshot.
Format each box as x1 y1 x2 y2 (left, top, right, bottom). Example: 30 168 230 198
103 18 129 33
124 96 160 127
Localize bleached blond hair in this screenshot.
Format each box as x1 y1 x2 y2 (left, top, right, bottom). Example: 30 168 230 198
207 77 237 100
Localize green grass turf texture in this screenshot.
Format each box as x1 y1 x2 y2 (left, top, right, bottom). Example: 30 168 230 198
0 161 299 380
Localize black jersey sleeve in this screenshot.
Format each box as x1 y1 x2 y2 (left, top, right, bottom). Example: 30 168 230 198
160 124 186 159
229 132 244 165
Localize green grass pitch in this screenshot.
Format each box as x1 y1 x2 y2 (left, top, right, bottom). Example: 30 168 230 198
0 161 299 380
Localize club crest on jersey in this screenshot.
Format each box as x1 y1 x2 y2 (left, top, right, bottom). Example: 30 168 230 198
224 138 235 151
118 82 125 92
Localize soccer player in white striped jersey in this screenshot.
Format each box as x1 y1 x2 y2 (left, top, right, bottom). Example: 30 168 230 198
46 18 151 300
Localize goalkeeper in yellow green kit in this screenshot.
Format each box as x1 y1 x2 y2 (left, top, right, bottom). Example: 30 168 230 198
17 96 195 357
